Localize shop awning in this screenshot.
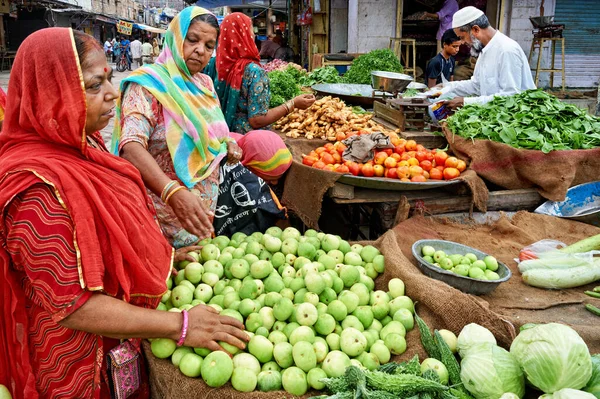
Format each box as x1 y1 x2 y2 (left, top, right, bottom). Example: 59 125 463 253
96 15 117 24
133 23 167 34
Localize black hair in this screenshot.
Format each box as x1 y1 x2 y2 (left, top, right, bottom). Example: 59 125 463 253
191 13 220 39
456 14 490 32
442 29 461 45
73 30 104 68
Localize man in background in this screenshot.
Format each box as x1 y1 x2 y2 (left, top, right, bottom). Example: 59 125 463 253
142 37 154 65
421 0 460 53
130 36 143 69
120 36 132 70
260 32 282 60
443 7 536 108
426 29 461 87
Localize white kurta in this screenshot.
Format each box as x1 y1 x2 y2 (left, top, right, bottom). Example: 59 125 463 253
445 31 536 105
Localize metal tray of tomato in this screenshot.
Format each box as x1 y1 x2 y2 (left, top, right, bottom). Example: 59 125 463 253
411 239 512 295
337 174 461 191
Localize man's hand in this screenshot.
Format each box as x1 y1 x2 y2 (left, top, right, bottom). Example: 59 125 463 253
444 97 464 109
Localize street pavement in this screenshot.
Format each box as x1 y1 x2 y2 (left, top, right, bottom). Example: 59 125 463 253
0 65 133 149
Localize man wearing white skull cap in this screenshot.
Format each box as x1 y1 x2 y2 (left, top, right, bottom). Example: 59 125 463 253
442 6 536 109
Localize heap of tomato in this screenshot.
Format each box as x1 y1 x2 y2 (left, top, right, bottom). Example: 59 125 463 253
301 137 466 182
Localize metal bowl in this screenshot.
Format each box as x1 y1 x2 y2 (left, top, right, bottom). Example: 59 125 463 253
371 71 414 93
412 239 512 295
530 16 554 28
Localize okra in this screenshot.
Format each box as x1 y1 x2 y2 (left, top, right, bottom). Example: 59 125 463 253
585 291 600 299
434 330 467 395
585 303 600 316
415 311 440 360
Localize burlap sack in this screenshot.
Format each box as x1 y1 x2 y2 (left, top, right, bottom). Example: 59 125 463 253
443 124 600 202
281 138 342 229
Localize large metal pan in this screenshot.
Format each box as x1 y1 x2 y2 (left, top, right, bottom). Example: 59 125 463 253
311 83 376 106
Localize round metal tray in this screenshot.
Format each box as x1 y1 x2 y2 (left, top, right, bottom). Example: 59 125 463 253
411 239 512 295
337 174 460 191
311 84 376 106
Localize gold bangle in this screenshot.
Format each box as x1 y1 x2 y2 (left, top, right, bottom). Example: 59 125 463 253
161 180 179 202
287 100 295 112
165 186 186 205
282 102 290 114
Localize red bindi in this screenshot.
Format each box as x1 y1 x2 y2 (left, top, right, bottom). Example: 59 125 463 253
104 67 108 72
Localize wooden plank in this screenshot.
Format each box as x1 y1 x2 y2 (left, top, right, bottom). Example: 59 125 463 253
400 131 447 149
330 188 544 215
328 183 355 200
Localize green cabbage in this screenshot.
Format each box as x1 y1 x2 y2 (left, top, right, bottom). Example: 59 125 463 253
457 323 497 359
510 323 592 393
500 394 520 399
540 388 597 399
584 355 600 398
460 343 525 399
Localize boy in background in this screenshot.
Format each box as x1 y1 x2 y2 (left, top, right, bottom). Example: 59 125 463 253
426 29 462 88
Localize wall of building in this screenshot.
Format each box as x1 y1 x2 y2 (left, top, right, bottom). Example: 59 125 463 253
330 0 348 53
347 0 396 54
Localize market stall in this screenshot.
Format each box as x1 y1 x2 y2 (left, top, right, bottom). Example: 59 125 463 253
137 49 600 399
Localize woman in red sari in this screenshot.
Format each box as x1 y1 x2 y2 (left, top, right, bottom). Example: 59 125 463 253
0 28 248 399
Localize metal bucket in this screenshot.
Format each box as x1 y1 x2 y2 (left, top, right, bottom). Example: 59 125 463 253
534 181 600 226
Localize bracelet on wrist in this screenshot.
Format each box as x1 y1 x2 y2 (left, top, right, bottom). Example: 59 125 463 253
282 102 290 114
160 180 179 203
165 186 186 205
176 309 189 346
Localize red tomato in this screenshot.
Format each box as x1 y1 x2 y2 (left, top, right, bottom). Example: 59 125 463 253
456 159 467 172
362 164 375 177
383 148 393 156
385 167 398 179
312 161 326 169
445 156 459 168
324 143 334 150
419 160 432 172
384 157 397 169
348 162 360 176
394 144 406 155
415 151 428 162
335 164 350 174
411 175 427 182
303 156 318 166
315 147 327 155
374 152 388 165
397 166 410 179
321 153 334 165
429 168 443 180
443 167 460 180
416 144 426 152
391 153 401 161
405 140 417 151
373 165 385 177
434 150 449 166
335 132 346 141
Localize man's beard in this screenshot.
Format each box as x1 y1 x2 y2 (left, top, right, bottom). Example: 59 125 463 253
470 33 484 57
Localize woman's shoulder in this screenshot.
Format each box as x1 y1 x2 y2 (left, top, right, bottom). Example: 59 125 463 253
245 62 266 77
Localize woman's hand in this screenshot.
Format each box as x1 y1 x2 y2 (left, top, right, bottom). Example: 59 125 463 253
174 245 203 263
227 141 243 164
169 189 214 239
293 94 316 110
185 304 249 355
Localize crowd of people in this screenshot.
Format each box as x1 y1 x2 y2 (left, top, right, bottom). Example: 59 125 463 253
0 4 537 398
104 35 161 70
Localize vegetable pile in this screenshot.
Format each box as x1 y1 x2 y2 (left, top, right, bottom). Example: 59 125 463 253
262 59 304 73
274 96 396 140
152 227 420 396
302 137 463 182
447 89 600 153
344 49 404 85
299 66 344 86
268 68 302 107
419 245 501 281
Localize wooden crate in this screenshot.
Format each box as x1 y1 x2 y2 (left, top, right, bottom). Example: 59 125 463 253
400 130 447 149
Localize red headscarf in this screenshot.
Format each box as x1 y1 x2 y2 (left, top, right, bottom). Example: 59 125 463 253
216 12 261 90
0 28 172 397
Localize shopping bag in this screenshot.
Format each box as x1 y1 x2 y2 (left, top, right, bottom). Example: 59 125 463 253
213 159 286 237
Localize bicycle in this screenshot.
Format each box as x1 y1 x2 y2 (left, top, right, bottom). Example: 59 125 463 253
116 51 129 72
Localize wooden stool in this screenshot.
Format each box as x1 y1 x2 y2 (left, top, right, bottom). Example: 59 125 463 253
389 38 416 79
528 37 565 90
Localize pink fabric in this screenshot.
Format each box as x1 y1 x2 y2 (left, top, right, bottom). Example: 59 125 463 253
230 130 292 181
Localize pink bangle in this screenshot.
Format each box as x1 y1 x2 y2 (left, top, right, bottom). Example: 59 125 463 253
177 309 189 346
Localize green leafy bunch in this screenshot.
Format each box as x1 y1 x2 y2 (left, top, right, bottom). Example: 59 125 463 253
446 89 600 153
344 49 404 85
267 68 302 107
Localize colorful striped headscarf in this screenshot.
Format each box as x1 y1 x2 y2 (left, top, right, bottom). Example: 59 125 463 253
212 12 261 129
230 131 292 181
112 6 231 188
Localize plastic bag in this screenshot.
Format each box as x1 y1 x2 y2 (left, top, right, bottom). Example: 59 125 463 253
213 159 286 237
517 239 600 264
